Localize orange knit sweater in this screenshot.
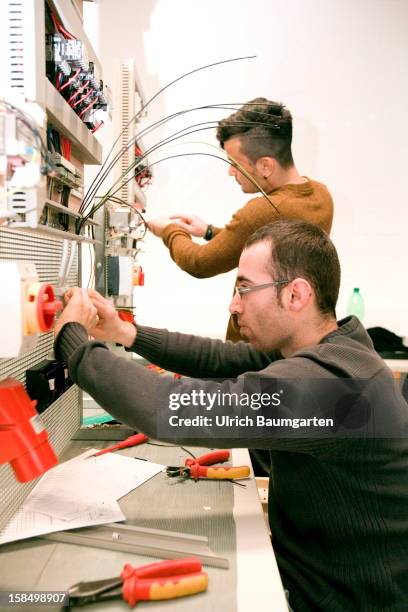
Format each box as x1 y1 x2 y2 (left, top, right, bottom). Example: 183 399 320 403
162 178 334 341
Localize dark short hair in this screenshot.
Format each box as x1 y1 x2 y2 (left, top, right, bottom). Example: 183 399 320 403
245 220 340 317
216 97 294 169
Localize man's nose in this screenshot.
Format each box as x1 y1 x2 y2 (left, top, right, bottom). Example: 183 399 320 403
228 164 236 177
229 291 242 315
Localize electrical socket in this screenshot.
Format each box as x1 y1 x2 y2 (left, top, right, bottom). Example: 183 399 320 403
26 359 73 414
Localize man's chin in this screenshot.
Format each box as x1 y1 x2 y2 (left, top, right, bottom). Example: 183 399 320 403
240 328 264 350
239 327 252 343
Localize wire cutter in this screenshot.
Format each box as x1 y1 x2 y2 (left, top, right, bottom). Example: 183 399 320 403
67 557 208 607
166 450 250 481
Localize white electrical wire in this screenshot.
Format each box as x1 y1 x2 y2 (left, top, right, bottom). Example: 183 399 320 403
57 239 70 291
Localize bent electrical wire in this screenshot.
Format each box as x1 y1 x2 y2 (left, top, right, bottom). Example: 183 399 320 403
98 195 148 238
78 120 279 230
78 151 281 231
80 113 281 217
82 55 256 211
80 102 278 211
81 103 280 214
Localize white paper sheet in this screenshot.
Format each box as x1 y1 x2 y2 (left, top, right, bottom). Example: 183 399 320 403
0 449 164 544
0 499 125 545
24 450 164 520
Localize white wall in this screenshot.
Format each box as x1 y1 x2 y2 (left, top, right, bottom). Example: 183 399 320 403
87 0 408 337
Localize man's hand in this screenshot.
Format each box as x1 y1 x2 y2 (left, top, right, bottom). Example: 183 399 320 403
147 217 175 238
87 290 137 347
54 288 98 337
169 213 207 237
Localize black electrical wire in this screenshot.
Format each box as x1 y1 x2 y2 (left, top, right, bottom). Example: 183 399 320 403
78 150 276 231
81 115 275 215
80 103 280 214
79 150 263 230
80 104 232 212
78 120 279 229
80 116 279 219
82 56 256 212
89 57 256 195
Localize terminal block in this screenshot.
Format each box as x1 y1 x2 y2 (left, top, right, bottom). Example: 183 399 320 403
49 152 83 195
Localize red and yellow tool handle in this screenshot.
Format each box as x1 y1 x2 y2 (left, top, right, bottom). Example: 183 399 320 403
121 558 202 580
122 572 208 607
185 450 230 467
189 463 250 480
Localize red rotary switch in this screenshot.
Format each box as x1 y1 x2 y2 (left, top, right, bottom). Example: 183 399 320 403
26 283 62 334
36 284 62 332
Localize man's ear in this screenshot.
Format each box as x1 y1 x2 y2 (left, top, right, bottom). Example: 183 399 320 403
255 156 276 179
286 278 313 312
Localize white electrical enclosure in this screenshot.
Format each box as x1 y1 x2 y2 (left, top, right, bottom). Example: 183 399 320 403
0 261 39 358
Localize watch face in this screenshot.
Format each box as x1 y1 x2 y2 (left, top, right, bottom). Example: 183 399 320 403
205 225 213 240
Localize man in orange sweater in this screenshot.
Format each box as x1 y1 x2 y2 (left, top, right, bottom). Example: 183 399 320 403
148 98 334 342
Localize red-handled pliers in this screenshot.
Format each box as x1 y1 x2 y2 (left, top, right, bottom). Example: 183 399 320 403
166 450 250 481
67 557 208 607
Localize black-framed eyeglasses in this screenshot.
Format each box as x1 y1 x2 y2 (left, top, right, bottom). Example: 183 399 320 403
235 280 291 297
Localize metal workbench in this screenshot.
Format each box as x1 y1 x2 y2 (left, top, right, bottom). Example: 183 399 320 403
0 443 288 611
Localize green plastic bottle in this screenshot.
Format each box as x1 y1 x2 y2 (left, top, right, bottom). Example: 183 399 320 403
347 287 365 320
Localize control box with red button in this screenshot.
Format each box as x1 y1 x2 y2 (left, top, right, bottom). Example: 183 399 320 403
0 261 62 358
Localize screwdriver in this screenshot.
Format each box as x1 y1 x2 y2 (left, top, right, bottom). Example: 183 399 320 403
91 433 148 457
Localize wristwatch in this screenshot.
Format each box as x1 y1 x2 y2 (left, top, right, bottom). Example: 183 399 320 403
204 224 214 241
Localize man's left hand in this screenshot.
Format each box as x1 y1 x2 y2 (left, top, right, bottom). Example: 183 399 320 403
147 217 177 238
54 287 98 337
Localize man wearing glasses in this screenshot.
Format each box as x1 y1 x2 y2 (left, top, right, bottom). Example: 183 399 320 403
55 219 408 612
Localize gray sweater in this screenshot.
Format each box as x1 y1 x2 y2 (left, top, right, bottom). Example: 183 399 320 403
55 316 408 611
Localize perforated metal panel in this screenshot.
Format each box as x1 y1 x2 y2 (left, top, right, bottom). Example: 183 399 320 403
0 227 81 535
0 386 80 533
0 227 78 285
113 59 136 205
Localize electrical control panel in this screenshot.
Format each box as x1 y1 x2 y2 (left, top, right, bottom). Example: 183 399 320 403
0 0 148 530
45 10 108 133
0 0 101 526
92 58 148 307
